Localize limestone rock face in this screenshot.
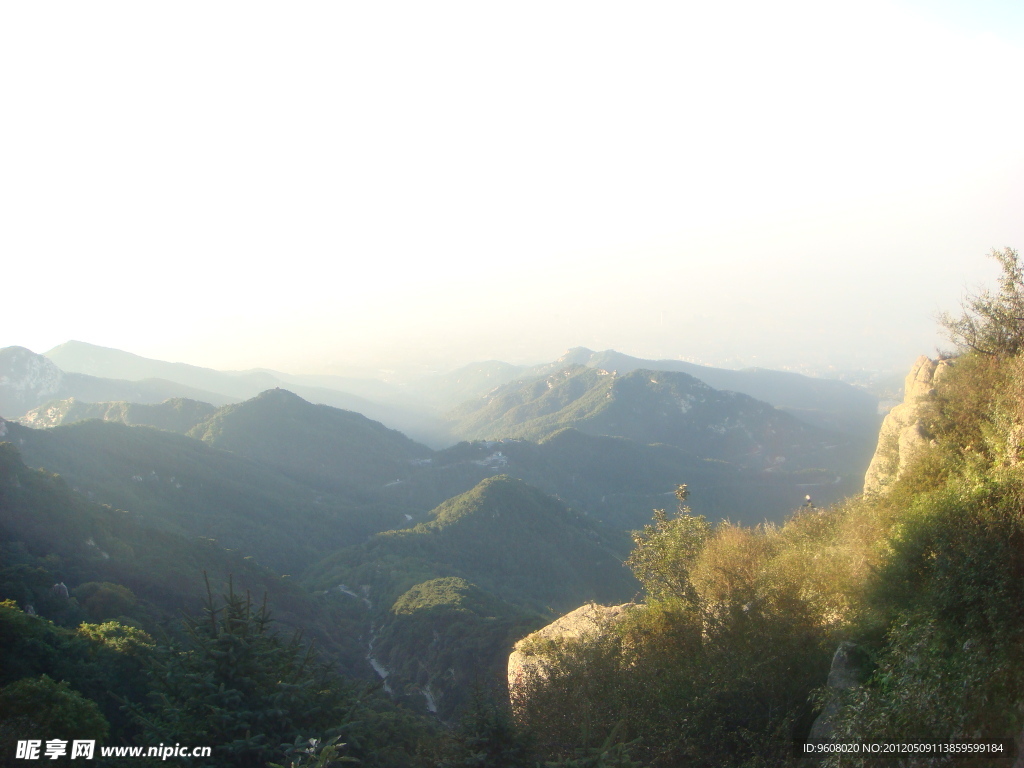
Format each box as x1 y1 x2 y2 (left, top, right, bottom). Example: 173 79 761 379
863 356 952 496
508 602 634 708
807 642 861 744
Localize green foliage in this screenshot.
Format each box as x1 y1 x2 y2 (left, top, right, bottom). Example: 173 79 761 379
305 477 634 721
378 578 538 719
309 475 636 616
802 305 1024 761
625 486 710 604
940 247 1024 356
130 577 436 768
391 577 508 617
0 674 110 762
187 387 431 495
517 482 889 767
131 576 353 768
543 721 642 768
6 417 370 574
826 475 1024 756
0 440 364 673
72 582 137 623
0 600 156 740
269 736 359 767
436 694 536 768
77 621 154 655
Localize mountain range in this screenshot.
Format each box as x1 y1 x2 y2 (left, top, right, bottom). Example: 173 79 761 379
13 340 881 441
1 338 887 719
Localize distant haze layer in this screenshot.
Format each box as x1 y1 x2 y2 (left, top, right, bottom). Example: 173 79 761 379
2 1 1022 375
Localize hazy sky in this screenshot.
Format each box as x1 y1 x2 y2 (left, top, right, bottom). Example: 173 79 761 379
3 1 1022 377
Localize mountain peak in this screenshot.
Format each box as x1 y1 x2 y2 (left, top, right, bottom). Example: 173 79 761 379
253 387 307 403
556 347 596 365
0 346 65 417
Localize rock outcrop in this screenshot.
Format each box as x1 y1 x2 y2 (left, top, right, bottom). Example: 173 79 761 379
863 355 952 495
508 602 634 710
807 642 862 745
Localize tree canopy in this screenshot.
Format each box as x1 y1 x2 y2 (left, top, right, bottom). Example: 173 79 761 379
940 247 1024 356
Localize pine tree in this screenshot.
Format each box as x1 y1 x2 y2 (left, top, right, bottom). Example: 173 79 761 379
131 575 359 768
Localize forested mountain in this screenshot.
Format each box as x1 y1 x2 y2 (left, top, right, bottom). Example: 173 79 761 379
0 441 358 663
445 364 853 474
1 417 399 573
10 381 860 523
431 429 844 529
187 388 433 496
305 475 637 718
0 441 441 765
310 475 636 613
31 340 882 444
1 335 905 765
545 347 880 434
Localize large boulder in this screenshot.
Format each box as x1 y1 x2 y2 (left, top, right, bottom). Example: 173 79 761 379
508 602 634 711
863 356 952 495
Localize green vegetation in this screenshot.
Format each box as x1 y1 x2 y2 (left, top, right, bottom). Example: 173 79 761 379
188 388 432 494
446 366 809 465
4 417 406 574
431 430 848 530
940 247 1024 356
129 576 430 768
6 255 1024 764
0 674 110 761
443 365 869 503
514 491 839 766
310 476 637 615
306 476 636 720
513 249 1024 766
377 578 539 718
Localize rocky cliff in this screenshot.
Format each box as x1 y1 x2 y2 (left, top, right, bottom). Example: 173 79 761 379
862 355 952 496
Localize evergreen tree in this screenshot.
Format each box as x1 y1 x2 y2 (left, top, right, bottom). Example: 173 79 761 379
131 575 360 768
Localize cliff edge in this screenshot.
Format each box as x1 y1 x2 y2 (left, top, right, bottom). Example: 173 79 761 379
862 355 952 496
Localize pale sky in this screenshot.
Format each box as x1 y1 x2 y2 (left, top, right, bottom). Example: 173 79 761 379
2 1 1022 377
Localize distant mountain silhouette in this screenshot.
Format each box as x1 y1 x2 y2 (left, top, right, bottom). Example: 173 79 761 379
42 341 446 444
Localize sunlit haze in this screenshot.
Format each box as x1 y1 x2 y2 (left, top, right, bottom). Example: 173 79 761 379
3 1 1023 377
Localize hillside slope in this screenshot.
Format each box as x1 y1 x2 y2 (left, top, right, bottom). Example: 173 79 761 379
306 475 637 718
2 416 399 573
188 388 433 495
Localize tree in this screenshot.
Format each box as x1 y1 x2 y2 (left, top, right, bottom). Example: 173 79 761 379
436 691 536 768
940 247 1024 356
624 485 710 604
131 575 360 768
0 675 110 761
